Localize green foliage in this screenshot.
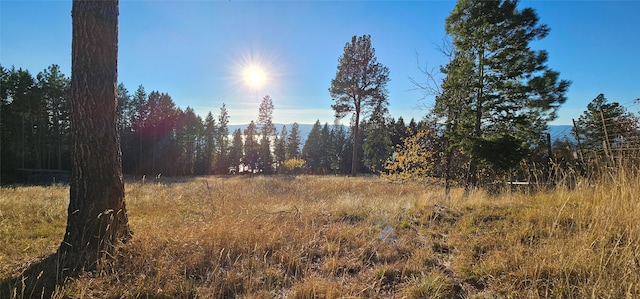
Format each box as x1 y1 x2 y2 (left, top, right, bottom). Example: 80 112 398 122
471 134 530 174
229 128 244 173
328 122 349 174
0 64 71 179
273 126 287 173
329 34 390 176
174 107 204 175
576 94 638 152
362 103 392 173
286 122 302 159
259 135 274 174
243 121 260 172
214 103 231 174
302 120 325 173
258 95 275 137
438 0 570 187
200 111 216 175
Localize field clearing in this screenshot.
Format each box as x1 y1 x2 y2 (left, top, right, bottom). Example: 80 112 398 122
1 174 639 298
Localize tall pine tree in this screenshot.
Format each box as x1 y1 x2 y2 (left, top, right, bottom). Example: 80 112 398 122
441 0 570 190
329 35 390 176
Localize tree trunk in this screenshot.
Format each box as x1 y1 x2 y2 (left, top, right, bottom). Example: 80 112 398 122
464 48 484 196
59 0 131 274
351 100 360 177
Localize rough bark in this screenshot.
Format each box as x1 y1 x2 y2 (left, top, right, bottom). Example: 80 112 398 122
351 103 360 177
59 0 131 274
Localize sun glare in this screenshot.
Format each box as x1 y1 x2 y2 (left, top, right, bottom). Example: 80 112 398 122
244 67 264 87
230 49 285 99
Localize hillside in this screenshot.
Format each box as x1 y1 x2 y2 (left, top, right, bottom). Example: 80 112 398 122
1 174 639 298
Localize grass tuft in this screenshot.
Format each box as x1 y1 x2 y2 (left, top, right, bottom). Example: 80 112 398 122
2 173 639 297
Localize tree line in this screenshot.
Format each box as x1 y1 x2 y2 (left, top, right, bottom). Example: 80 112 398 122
0 64 432 182
328 0 638 193
8 1 638 295
3 0 639 188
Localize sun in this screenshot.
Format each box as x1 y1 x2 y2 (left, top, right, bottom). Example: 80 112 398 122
230 49 285 98
244 67 265 88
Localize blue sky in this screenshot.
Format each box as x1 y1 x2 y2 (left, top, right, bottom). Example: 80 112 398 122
1 1 638 125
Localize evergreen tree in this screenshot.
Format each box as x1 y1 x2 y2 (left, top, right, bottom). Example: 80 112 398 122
60 0 131 281
286 122 301 159
329 34 390 176
302 120 323 173
243 121 260 173
200 111 216 175
259 135 274 174
576 94 638 154
116 83 135 173
130 85 147 131
229 128 244 174
320 123 331 172
434 50 476 195
257 95 275 173
214 103 230 173
362 100 392 173
273 125 287 173
37 64 71 170
128 85 147 174
258 95 276 137
390 117 408 150
328 122 348 174
174 107 203 175
407 118 418 136
139 91 179 175
442 0 570 189
116 83 131 133
5 67 43 169
0 65 10 182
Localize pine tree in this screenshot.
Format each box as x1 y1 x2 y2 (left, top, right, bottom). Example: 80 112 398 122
329 35 390 176
328 122 348 174
140 91 179 175
302 120 323 173
320 123 331 173
362 99 392 173
37 64 71 170
229 128 244 174
61 0 131 278
258 95 276 137
273 125 287 173
286 122 301 159
5 67 42 169
129 85 147 174
115 83 131 133
244 121 260 173
390 117 408 150
257 95 275 173
576 94 638 154
174 107 203 175
214 103 230 173
442 0 570 189
200 111 216 175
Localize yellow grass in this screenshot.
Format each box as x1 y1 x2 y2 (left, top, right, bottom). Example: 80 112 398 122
1 173 639 298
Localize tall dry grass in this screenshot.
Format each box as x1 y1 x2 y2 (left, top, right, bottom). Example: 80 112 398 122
1 172 639 298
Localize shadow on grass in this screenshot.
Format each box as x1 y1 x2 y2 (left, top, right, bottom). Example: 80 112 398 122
0 253 69 299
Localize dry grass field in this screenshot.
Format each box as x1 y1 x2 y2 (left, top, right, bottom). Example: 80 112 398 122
1 173 639 298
